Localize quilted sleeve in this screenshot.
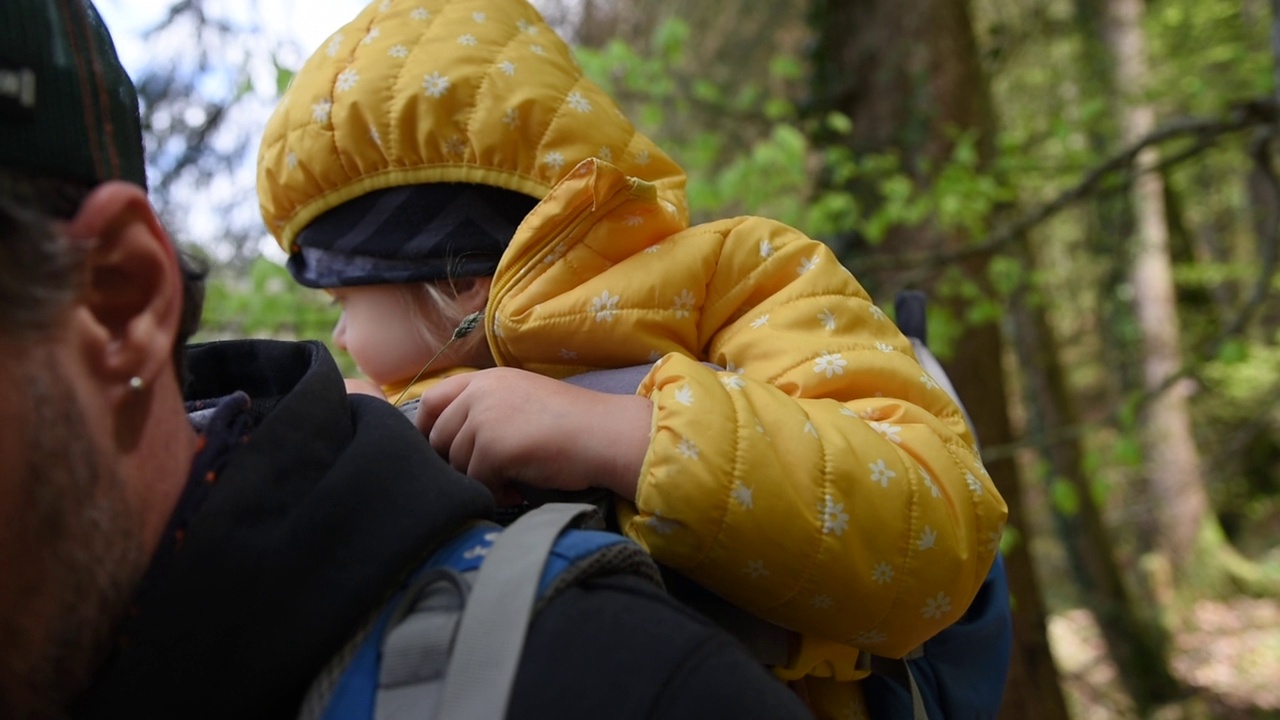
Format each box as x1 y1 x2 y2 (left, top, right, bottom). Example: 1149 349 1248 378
618 218 1008 668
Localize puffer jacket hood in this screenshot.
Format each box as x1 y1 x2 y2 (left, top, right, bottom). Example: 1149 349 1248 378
257 0 688 256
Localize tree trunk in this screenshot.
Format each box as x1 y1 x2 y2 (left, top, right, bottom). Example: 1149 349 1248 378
808 1 1071 718
1008 245 1182 713
1102 0 1214 576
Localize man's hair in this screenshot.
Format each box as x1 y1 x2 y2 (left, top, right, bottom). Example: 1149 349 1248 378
0 170 207 386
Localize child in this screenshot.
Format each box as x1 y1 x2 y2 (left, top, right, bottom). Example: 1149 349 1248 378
256 0 1008 716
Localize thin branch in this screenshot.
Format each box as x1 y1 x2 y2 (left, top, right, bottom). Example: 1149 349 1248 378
846 101 1277 277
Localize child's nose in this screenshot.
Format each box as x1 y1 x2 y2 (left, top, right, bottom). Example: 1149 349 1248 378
332 314 348 350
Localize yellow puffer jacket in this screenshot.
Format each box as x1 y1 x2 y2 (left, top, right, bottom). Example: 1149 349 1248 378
257 0 1008 716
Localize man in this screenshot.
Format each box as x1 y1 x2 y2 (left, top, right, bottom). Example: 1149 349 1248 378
0 2 812 718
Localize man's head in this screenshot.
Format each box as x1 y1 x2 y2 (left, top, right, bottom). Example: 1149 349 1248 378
0 2 203 716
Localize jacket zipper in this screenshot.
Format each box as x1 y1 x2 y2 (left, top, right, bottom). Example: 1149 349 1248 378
487 181 640 366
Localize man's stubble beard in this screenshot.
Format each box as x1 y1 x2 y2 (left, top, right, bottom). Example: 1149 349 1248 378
0 352 149 719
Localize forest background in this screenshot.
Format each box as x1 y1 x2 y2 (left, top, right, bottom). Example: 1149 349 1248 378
102 0 1280 717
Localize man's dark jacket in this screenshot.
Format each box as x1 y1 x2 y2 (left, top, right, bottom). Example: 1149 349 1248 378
73 339 811 720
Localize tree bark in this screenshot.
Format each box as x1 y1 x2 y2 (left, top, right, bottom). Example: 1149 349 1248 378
809 1 1071 718
1102 0 1213 575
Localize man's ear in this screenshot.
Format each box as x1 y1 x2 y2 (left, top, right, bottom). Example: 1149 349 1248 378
66 181 182 395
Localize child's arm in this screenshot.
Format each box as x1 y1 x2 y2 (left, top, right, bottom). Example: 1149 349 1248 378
612 218 1008 667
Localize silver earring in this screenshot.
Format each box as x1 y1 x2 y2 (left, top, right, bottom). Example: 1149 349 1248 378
128 376 145 393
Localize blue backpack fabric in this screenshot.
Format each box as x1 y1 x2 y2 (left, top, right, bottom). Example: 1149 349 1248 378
298 503 661 720
863 553 1013 719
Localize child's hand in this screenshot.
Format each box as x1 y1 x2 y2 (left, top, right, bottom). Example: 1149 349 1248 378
415 367 651 502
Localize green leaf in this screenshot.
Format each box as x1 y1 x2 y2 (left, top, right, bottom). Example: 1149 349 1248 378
1217 338 1248 364
824 111 854 136
1049 479 1080 517
274 60 296 98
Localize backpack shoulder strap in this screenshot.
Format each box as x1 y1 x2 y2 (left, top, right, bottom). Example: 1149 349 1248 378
371 503 659 720
430 502 602 719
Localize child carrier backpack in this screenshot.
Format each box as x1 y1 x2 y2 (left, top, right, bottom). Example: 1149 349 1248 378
296 503 662 720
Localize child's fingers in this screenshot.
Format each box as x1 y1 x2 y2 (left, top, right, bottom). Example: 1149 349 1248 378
414 373 473 434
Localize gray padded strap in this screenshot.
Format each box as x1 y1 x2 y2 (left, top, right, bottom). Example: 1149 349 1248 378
375 569 471 720
434 502 599 720
908 337 978 451
905 661 929 720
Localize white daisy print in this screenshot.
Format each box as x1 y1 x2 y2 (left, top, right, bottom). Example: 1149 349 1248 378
920 466 941 498
311 98 332 124
389 44 409 58
798 256 821 274
622 214 645 227
502 108 519 128
750 314 770 329
921 372 940 391
472 11 487 22
759 238 775 258
731 482 754 509
840 406 859 417
986 526 1004 553
635 149 651 165
558 348 578 360
966 471 984 495
285 152 298 170
326 33 344 57
567 91 592 112
517 18 537 34
744 560 769 579
541 243 566 265
672 289 695 319
870 305 887 321
410 7 430 20
530 44 546 55
644 245 661 254
919 525 938 550
875 342 894 353
725 361 744 375
499 60 517 76
813 352 848 378
379 0 391 10
869 421 902 443
444 136 466 157
543 150 566 171
335 68 359 92
922 592 952 620
677 437 700 461
458 33 478 47
869 459 896 488
818 308 837 331
871 562 894 584
597 146 614 162
591 290 619 322
720 374 746 391
361 27 380 45
820 494 850 536
854 630 888 645
811 595 834 610
674 385 694 406
422 71 450 97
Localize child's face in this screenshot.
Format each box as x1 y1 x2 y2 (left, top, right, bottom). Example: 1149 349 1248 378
330 285 438 387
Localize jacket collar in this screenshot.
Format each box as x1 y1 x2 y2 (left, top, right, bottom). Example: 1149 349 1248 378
74 339 494 719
